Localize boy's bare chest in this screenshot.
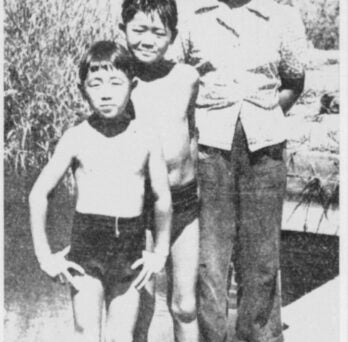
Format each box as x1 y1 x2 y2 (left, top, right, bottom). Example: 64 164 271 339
132 78 191 123
75 128 148 176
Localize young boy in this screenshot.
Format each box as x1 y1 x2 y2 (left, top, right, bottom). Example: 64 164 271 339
29 41 172 342
121 1 200 341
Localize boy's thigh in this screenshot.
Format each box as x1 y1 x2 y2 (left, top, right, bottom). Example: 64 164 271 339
106 286 141 336
71 274 105 332
169 218 199 297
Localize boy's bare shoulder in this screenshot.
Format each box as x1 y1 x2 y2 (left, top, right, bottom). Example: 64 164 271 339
133 118 160 150
58 121 88 149
171 63 199 86
62 121 86 139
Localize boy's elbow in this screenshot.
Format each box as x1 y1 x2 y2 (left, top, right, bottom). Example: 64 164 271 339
28 186 47 210
280 74 305 95
28 189 38 211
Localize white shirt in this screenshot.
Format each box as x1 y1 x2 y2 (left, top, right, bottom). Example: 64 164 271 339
167 0 307 151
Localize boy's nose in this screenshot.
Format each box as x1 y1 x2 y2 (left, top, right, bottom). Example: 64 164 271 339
140 33 155 47
101 86 114 100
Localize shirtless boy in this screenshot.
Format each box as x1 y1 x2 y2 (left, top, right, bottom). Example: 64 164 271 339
121 1 200 341
29 41 172 342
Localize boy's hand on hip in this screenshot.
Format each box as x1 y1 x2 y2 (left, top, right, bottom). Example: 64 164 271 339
38 246 85 290
131 250 168 290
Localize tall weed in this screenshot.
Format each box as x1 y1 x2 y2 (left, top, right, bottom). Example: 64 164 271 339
4 0 120 172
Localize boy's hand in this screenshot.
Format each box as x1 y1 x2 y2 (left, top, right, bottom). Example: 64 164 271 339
38 246 85 290
131 250 168 290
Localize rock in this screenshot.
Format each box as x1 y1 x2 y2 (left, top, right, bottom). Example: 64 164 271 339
319 92 339 114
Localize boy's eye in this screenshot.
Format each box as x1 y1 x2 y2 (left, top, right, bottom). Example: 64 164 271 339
155 30 167 37
132 28 146 33
88 81 101 87
110 78 124 85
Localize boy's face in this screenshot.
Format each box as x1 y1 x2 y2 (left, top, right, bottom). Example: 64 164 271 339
124 11 173 64
83 66 132 119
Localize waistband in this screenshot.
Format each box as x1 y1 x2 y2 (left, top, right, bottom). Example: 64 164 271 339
170 179 198 207
74 211 143 225
170 179 198 195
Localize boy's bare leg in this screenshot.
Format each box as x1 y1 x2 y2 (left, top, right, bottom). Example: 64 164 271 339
71 274 104 342
133 229 156 342
105 286 141 342
145 228 156 296
169 218 199 342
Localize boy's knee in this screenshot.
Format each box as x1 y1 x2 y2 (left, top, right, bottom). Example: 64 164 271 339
74 323 99 341
74 321 88 334
171 297 197 323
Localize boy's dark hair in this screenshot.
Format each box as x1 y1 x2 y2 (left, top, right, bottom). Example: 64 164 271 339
79 41 134 84
121 0 178 35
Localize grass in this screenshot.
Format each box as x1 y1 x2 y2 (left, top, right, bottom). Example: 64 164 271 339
4 0 120 172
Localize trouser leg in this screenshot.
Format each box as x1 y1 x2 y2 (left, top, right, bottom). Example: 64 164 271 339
233 121 286 342
197 147 236 342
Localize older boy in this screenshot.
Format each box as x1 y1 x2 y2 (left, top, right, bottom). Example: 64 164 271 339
173 1 307 341
29 41 172 342
120 1 200 341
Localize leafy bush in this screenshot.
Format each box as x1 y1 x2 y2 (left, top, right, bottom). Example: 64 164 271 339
4 0 119 172
275 0 339 50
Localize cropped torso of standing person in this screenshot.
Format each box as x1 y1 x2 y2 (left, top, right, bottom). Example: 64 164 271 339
168 1 307 342
170 0 306 151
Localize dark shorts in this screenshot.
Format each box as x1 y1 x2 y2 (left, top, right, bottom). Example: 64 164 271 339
144 179 200 243
67 212 145 303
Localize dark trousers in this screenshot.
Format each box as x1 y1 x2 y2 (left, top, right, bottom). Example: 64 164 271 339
197 119 286 342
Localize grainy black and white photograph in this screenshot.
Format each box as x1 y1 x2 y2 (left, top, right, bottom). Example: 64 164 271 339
3 0 345 341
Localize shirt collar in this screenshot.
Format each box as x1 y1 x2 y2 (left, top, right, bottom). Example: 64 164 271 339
246 0 271 20
194 0 219 14
194 0 270 20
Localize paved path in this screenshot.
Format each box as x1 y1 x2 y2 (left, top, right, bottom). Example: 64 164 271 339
283 277 339 342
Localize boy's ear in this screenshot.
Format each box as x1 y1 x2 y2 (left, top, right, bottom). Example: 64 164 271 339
171 29 178 43
78 83 88 100
119 23 126 32
131 78 138 90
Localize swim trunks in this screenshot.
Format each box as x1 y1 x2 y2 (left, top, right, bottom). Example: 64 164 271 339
67 211 145 304
144 179 200 243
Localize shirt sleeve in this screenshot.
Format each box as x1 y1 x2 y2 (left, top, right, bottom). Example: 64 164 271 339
278 7 307 90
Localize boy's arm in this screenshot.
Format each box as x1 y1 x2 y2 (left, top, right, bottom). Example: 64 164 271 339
147 136 172 257
29 130 84 283
187 70 200 181
131 134 172 290
186 66 200 139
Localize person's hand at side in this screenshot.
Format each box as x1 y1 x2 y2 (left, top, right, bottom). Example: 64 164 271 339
131 250 168 290
37 246 85 290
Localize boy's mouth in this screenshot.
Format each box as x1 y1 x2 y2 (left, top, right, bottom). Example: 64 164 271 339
137 49 157 57
100 105 117 113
